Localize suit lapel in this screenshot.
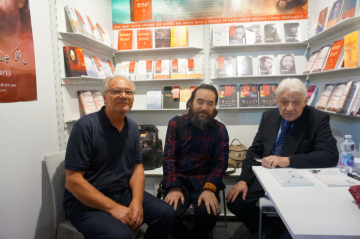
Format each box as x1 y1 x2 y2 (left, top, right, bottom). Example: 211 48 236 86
265 111 281 155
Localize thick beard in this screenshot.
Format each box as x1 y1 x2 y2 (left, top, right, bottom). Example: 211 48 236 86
276 0 296 13
0 3 19 37
189 109 214 130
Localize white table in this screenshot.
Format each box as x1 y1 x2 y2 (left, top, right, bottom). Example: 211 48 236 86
253 166 360 239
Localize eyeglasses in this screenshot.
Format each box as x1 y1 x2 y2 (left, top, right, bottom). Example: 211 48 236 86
105 88 135 96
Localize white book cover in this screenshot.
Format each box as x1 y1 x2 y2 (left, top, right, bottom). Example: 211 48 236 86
78 90 98 115
310 169 360 187
91 56 105 78
120 61 136 81
245 24 262 44
348 82 360 115
64 5 84 34
147 89 162 109
137 60 153 80
74 9 94 39
154 60 170 79
343 82 360 115
279 54 296 74
270 168 314 187
237 56 253 76
171 59 187 79
212 25 229 46
83 53 98 77
97 22 112 47
229 25 246 45
186 58 202 79
264 23 282 43
217 57 232 77
99 57 113 77
284 22 302 43
258 55 275 75
86 15 102 42
91 90 104 110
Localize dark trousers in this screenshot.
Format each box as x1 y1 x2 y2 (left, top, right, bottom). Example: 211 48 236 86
227 189 266 235
167 180 220 239
69 189 175 239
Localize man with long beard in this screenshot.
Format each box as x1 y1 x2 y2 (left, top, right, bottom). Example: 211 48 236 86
162 84 229 239
276 0 308 14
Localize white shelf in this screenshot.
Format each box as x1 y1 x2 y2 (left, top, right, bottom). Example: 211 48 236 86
116 46 203 55
211 42 307 52
134 78 203 83
62 76 105 85
319 109 360 119
211 74 306 81
305 67 360 79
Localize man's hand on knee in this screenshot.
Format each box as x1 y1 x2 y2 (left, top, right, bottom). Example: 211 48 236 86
109 204 133 226
198 190 220 215
164 189 184 211
128 200 144 231
226 181 248 202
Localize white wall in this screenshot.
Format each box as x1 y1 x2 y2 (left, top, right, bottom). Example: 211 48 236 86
0 0 60 238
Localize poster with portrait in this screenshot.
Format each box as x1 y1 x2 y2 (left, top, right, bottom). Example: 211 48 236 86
0 0 37 103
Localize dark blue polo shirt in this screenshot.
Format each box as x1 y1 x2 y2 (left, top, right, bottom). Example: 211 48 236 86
63 107 142 217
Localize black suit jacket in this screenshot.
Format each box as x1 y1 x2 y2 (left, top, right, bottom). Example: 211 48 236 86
238 106 339 192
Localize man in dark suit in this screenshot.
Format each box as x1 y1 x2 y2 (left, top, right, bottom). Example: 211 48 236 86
226 78 338 238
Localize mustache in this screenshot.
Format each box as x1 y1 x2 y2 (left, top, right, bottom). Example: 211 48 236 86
116 100 128 103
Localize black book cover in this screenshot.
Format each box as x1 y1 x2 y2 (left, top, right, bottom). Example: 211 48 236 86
163 86 179 109
239 84 258 107
259 83 278 107
219 84 237 108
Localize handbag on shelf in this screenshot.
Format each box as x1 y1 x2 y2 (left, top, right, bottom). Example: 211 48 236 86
228 139 248 168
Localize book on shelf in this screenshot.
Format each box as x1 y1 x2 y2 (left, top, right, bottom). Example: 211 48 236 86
326 81 353 113
344 30 359 68
239 84 259 107
163 86 180 109
64 5 84 34
78 90 98 115
107 60 116 73
212 25 229 46
340 0 359 21
264 23 282 43
315 83 335 110
279 54 296 75
74 9 94 39
91 56 105 78
179 86 191 109
83 53 98 77
217 57 232 77
186 58 202 79
120 61 136 81
310 169 360 187
171 59 187 79
117 30 134 50
244 24 262 44
316 6 330 34
348 82 360 115
99 57 114 77
155 28 171 48
219 84 237 108
343 82 360 115
137 29 153 49
284 22 302 43
170 26 187 47
96 22 112 47
237 56 253 76
63 46 87 77
270 168 314 187
137 60 153 80
259 83 278 107
86 15 102 42
130 0 152 22
323 39 344 71
326 0 344 28
147 89 162 109
91 90 104 111
303 51 319 74
258 55 275 75
307 85 318 106
310 45 331 73
154 60 170 79
229 25 246 45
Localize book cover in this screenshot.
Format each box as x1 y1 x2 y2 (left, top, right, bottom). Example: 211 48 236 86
91 90 104 111
179 86 191 109
344 30 359 68
78 90 98 115
171 59 187 79
155 28 171 48
346 82 360 115
326 81 352 112
245 24 262 44
137 29 153 49
323 40 345 71
311 45 331 73
259 83 277 107
341 0 358 20
120 61 136 81
83 53 98 77
316 6 329 34
107 60 116 73
91 56 105 78
219 84 237 108
310 169 360 187
279 54 296 74
86 15 102 42
303 51 319 74
118 30 133 50
326 0 344 28
258 55 275 75
64 5 84 34
229 25 246 45
147 89 162 109
213 25 229 46
99 57 113 77
163 86 180 109
217 57 232 77
284 23 302 42
343 82 360 115
96 22 112 47
170 26 187 47
137 60 153 80
264 23 281 43
307 85 318 106
63 46 87 77
74 9 94 39
130 0 152 22
237 56 253 76
154 60 170 79
186 58 202 79
316 84 335 110
270 169 314 187
239 84 259 107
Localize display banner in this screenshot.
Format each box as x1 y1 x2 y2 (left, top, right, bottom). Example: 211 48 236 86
112 0 308 29
0 0 37 103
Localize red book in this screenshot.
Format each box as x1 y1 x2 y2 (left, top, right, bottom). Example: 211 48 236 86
323 40 344 71
146 60 152 69
118 30 133 50
188 59 194 69
130 0 152 22
218 57 224 69
63 46 87 77
172 59 178 70
137 29 153 49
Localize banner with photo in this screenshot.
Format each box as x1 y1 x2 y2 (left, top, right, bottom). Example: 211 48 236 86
0 0 37 103
112 0 308 29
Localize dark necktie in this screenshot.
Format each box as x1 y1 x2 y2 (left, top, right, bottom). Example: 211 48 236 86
273 119 292 156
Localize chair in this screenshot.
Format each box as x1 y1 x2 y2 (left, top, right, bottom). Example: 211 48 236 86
44 151 83 239
258 196 279 239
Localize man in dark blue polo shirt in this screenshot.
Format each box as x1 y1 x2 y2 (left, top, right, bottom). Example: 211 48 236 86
63 76 175 239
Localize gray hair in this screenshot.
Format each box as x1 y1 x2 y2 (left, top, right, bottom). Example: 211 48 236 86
102 75 136 94
276 78 307 99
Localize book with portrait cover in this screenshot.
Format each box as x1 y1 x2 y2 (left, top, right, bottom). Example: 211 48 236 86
117 30 133 50
340 0 359 21
154 60 170 79
74 9 94 39
155 28 171 48
311 45 331 73
91 90 105 111
347 82 360 115
147 89 162 109
213 25 229 46
83 53 98 77
63 46 87 77
120 61 136 81
307 85 318 106
326 0 344 28
96 22 112 47
316 84 335 110
219 84 237 108
130 0 152 22
244 24 262 44
229 25 246 45
91 56 105 78
170 27 187 47
237 56 253 76
137 29 153 49
239 84 259 107
179 86 191 109
343 82 360 115
171 59 187 79
258 55 275 75
259 83 278 107
316 6 330 34
186 58 202 78
264 23 282 43
137 60 153 80
78 90 98 115
326 81 352 113
217 57 232 77
344 30 359 68
323 40 344 71
303 51 319 74
163 86 180 109
284 23 302 42
64 5 84 34
279 54 296 75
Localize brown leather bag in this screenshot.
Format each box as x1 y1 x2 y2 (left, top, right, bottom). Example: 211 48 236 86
228 139 248 168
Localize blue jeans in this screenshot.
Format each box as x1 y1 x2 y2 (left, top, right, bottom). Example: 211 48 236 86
69 189 175 239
